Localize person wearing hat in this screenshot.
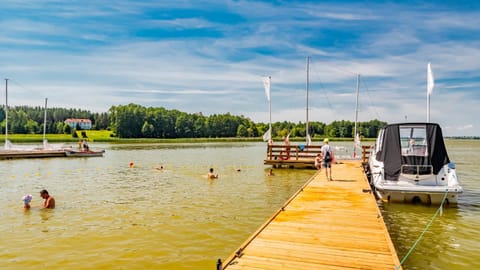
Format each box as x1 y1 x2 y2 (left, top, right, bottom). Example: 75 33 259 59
22 194 33 210
321 138 333 181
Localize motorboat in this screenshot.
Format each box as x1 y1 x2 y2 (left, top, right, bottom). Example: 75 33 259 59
367 122 462 205
65 149 105 157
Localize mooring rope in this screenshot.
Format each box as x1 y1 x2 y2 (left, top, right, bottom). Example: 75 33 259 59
395 191 449 269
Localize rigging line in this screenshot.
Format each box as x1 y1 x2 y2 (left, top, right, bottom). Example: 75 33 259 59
308 61 335 112
395 191 449 269
359 76 382 120
8 79 43 99
310 57 357 77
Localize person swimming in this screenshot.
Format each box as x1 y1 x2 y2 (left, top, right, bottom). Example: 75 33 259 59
207 168 218 179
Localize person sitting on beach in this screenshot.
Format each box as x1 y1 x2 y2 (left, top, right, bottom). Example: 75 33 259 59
22 194 33 210
40 189 55 209
207 168 218 179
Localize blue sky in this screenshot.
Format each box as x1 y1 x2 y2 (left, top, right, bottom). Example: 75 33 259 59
1 0 479 136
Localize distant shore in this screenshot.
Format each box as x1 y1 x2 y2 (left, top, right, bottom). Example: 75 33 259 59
0 132 378 144
1 131 476 144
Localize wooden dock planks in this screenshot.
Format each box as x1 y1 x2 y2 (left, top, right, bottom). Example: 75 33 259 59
222 160 401 270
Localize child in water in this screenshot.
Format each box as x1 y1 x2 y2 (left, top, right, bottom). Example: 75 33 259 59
22 194 33 210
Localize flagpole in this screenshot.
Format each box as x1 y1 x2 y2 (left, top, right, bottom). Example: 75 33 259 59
43 97 48 147
353 74 360 158
4 78 8 149
427 88 430 123
427 62 434 123
268 76 272 135
306 56 310 145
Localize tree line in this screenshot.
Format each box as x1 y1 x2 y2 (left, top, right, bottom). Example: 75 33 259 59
0 103 387 139
108 104 386 139
0 106 108 134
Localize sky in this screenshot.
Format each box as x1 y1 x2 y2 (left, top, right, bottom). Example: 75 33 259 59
1 0 479 136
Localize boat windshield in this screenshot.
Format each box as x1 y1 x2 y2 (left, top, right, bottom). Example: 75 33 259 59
400 125 428 157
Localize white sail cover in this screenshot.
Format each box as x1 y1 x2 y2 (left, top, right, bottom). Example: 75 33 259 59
353 133 361 158
262 127 271 142
427 62 434 95
263 77 271 101
306 133 312 145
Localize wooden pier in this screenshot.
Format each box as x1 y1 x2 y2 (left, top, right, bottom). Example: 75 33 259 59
221 160 401 270
0 149 67 159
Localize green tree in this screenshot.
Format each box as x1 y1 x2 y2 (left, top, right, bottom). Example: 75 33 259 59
63 123 72 134
236 124 248 137
141 121 155 138
24 119 39 134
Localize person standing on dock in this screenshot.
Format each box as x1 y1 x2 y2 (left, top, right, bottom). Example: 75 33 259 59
321 138 333 181
40 190 55 209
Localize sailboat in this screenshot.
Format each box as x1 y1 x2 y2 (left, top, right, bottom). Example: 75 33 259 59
36 97 69 151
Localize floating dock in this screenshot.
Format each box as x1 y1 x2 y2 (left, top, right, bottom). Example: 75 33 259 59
0 148 105 159
0 149 67 159
221 160 401 270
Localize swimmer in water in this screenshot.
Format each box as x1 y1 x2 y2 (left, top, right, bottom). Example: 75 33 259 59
207 168 218 179
22 194 32 210
40 189 55 209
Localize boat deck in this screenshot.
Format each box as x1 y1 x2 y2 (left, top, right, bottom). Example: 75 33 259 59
221 160 401 270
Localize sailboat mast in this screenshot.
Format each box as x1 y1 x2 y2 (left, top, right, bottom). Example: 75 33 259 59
43 98 48 143
268 76 272 133
4 78 8 147
354 74 360 139
306 56 310 144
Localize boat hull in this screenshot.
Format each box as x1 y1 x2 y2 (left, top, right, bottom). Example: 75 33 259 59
374 188 461 205
65 150 105 157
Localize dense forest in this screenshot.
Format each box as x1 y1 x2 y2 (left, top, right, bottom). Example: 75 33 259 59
0 104 387 139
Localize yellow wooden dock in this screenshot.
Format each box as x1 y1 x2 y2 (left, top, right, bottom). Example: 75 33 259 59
221 160 401 270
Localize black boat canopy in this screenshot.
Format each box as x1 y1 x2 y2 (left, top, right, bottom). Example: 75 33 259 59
375 123 450 180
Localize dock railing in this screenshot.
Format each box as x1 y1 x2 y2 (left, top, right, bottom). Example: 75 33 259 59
266 144 322 161
362 145 372 164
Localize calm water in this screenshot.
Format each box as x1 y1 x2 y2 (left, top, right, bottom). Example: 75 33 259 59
0 141 478 269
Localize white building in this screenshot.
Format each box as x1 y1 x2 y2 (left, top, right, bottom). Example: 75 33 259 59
64 118 92 130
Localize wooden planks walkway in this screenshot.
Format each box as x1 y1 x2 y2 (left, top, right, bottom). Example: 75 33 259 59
222 160 401 270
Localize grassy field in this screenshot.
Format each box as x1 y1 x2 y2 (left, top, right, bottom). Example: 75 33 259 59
1 130 114 143
0 131 374 143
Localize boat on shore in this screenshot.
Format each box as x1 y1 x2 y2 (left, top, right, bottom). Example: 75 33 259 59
367 122 462 205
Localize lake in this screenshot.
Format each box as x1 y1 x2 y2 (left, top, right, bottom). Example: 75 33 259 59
0 140 478 269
